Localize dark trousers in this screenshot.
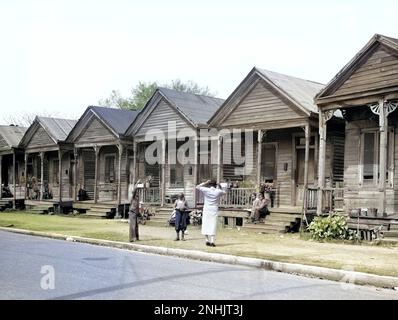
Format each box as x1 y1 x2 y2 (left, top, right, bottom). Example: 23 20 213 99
175 209 187 232
129 211 139 241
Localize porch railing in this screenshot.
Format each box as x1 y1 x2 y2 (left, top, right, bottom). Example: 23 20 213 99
7 184 26 199
305 187 344 213
137 187 161 205
196 187 257 208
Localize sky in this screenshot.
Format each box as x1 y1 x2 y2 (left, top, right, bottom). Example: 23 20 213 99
1 0 398 125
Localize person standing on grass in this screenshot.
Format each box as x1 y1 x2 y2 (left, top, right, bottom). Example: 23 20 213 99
129 184 140 242
174 193 188 241
196 180 226 247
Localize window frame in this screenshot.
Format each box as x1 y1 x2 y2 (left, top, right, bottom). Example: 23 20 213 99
104 154 116 184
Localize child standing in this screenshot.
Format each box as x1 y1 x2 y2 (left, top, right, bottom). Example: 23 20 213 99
174 193 188 241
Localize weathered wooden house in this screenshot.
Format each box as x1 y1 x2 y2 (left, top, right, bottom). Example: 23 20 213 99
208 67 345 231
65 106 139 217
316 34 398 222
18 117 77 212
0 125 27 209
125 88 224 207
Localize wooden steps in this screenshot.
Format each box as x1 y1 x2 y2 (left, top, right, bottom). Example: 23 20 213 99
0 199 12 211
25 202 54 214
146 206 173 226
72 202 117 219
242 209 301 234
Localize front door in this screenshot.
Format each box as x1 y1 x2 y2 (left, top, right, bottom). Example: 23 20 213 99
295 148 315 206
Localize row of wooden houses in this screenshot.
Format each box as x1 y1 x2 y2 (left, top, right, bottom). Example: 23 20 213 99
1 34 398 236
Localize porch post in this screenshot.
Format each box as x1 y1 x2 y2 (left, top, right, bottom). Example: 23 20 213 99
0 155 2 200
257 130 263 188
378 98 388 216
94 146 99 204
301 124 311 227
217 135 222 183
161 139 166 207
116 144 123 218
24 153 28 200
12 150 16 209
58 149 63 205
193 133 199 207
73 148 78 201
132 141 137 186
317 112 327 215
40 152 44 201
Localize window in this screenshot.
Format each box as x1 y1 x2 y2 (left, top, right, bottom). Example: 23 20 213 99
53 160 59 185
360 128 394 187
261 144 276 182
363 132 377 181
170 163 184 187
105 155 115 183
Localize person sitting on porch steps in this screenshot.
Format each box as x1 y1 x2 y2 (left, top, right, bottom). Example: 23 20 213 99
174 193 189 241
250 193 269 223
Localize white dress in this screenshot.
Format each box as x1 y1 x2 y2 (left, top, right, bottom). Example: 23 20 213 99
196 186 226 236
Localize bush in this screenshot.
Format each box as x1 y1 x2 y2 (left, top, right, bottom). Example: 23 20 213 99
308 215 359 241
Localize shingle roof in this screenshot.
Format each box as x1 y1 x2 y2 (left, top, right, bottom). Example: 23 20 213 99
0 125 27 149
37 117 78 142
89 106 140 135
256 68 324 113
158 88 225 125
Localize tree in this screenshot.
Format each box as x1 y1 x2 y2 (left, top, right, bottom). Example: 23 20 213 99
99 79 216 111
1 111 61 128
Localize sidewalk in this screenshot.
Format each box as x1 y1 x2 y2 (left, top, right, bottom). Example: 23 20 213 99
1 212 398 289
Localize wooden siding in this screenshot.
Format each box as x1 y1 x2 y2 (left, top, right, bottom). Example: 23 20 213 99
27 126 54 148
76 118 116 144
221 81 304 127
334 46 398 97
136 99 192 137
342 118 398 214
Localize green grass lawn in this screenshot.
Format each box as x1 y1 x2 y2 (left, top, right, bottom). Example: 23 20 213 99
1 211 398 277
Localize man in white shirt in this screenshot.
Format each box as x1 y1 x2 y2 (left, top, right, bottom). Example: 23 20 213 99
196 180 227 247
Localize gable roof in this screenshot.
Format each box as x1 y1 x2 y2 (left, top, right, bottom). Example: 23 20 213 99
316 34 398 103
0 125 27 149
20 116 77 148
126 88 224 135
89 106 140 136
66 106 140 143
209 67 324 126
256 69 324 113
158 88 225 125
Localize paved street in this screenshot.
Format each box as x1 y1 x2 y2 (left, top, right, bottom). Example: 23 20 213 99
0 230 397 300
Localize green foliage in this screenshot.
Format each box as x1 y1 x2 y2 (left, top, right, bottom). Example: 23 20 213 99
308 215 360 241
99 79 215 111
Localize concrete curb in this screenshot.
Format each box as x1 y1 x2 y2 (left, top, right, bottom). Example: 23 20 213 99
1 226 398 290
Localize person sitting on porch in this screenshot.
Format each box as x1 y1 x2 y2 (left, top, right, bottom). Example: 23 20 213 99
2 184 13 198
78 185 88 201
31 177 40 200
43 182 52 199
250 193 269 223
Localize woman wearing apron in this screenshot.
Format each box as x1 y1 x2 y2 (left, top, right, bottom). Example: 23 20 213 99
196 180 226 247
